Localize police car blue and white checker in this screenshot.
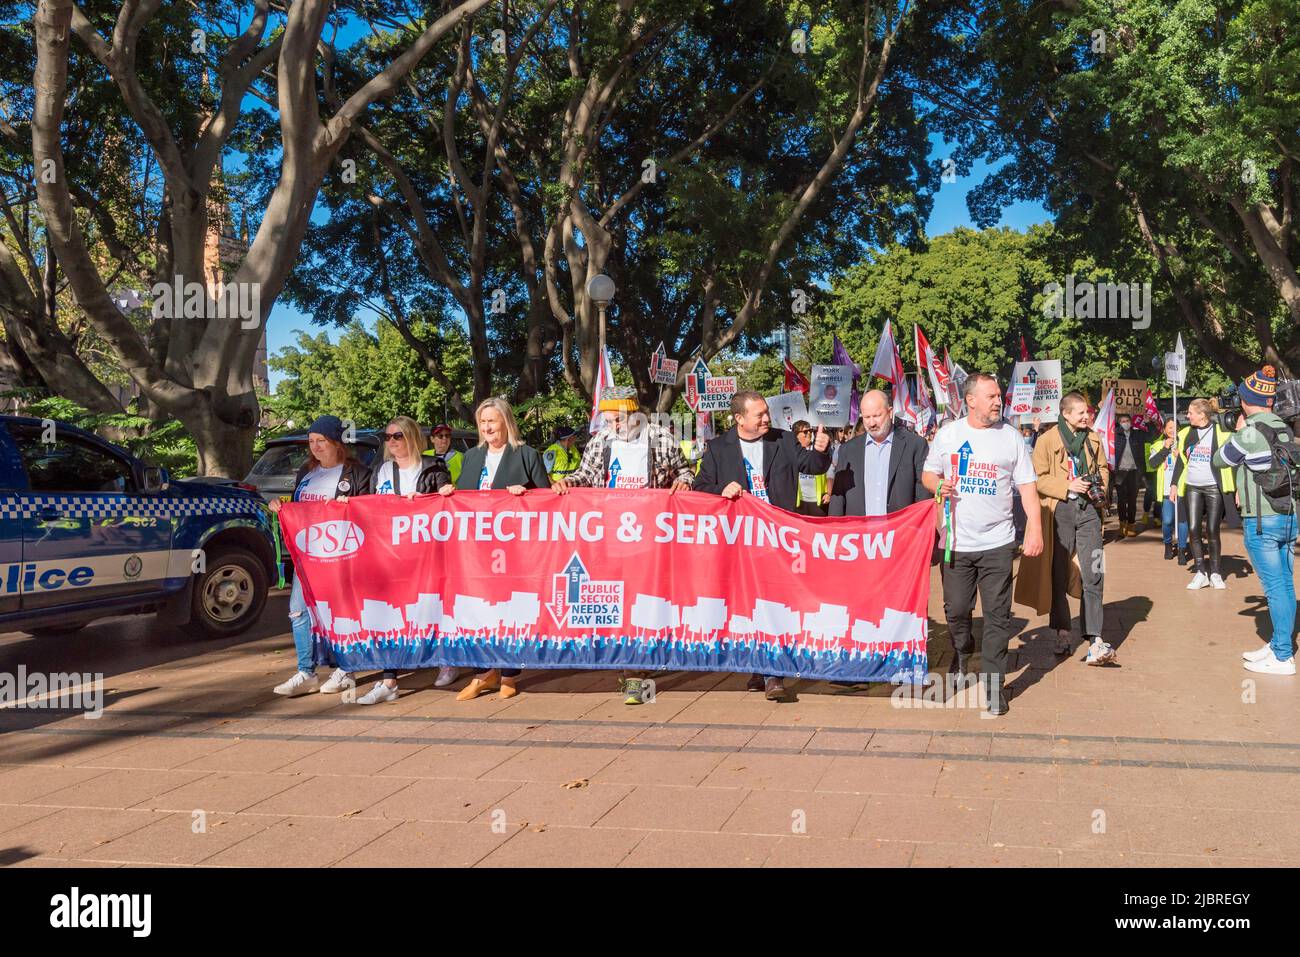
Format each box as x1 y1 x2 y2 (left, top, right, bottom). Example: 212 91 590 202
0 416 278 639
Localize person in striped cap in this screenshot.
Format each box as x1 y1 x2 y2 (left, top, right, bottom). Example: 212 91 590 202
1216 365 1297 675
553 385 693 704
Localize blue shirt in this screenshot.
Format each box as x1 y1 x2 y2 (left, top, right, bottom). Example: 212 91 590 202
862 432 893 516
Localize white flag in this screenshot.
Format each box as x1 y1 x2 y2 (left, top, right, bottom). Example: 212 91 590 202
588 347 615 434
1093 387 1117 468
870 320 897 382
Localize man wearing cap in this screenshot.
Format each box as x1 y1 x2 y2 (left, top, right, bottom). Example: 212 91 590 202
424 423 463 484
554 386 694 705
543 426 582 484
1215 365 1298 675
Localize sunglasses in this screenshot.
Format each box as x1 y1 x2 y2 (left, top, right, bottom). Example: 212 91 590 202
381 432 406 442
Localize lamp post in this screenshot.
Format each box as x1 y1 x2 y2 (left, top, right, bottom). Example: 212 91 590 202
586 274 616 362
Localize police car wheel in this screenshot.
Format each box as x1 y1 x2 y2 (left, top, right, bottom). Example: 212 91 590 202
191 548 268 639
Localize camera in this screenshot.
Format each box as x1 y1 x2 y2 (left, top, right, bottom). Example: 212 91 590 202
1085 473 1107 506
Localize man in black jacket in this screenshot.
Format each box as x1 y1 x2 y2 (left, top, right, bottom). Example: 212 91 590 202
694 390 831 700
828 390 928 516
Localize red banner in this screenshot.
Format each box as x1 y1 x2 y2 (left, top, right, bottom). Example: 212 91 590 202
280 490 934 682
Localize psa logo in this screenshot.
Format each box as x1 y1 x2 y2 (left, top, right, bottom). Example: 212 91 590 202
295 521 365 559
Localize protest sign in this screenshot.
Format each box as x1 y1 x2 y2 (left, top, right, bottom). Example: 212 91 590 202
1100 378 1147 415
765 391 810 431
683 357 737 412
649 342 679 385
807 364 853 427
1008 360 1063 417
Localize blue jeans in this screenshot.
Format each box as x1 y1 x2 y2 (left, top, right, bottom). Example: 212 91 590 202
1162 499 1188 549
289 576 316 675
1243 513 1298 661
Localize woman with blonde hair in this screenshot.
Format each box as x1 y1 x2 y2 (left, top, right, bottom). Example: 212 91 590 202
1178 398 1235 590
439 397 550 700
353 416 453 705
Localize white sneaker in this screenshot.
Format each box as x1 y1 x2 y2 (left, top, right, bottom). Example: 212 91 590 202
1243 654 1297 676
357 681 399 705
1084 638 1116 666
273 671 319 697
434 666 461 688
1187 572 1209 590
320 668 355 694
1242 646 1273 662
1210 573 1226 590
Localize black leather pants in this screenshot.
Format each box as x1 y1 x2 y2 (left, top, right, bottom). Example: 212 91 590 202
1184 484 1224 575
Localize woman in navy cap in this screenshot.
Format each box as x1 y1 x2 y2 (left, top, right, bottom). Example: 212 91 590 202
269 415 371 698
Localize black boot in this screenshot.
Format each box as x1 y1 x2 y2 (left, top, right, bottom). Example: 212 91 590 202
1164 542 1175 560
1177 548 1189 566
948 651 970 678
984 672 1009 716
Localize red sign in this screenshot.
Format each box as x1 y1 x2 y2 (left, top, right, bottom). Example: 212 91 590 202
280 490 935 682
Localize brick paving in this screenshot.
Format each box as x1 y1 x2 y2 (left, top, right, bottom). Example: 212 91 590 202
0 518 1296 867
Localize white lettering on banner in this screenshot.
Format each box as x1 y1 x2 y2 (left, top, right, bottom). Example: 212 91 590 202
810 530 895 561
383 507 906 563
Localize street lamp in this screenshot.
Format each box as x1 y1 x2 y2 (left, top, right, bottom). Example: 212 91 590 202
586 274 616 360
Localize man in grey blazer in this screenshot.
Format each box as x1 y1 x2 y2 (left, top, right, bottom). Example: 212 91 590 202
828 390 929 517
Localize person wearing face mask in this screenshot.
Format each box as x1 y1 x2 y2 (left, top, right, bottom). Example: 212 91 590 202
270 415 371 698
1148 417 1190 561
352 416 453 705
1179 398 1236 590
439 397 551 701
828 390 928 517
1113 413 1141 537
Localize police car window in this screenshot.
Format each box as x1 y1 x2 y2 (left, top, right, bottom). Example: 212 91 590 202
16 432 134 493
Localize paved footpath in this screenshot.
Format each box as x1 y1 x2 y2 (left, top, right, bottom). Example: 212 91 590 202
1 517 1297 868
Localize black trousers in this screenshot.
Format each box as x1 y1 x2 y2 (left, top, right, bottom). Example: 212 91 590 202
1114 469 1139 524
1185 484 1224 574
940 543 1017 681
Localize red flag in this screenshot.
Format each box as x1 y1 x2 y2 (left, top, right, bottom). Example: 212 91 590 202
783 358 809 395
1019 335 1030 362
1132 388 1163 431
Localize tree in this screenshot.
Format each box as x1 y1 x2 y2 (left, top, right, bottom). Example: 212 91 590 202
5 0 491 476
269 317 473 429
929 0 1299 379
808 225 1227 396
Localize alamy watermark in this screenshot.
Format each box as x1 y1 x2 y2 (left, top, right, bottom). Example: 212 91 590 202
1041 274 1151 329
0 666 104 718
150 277 261 329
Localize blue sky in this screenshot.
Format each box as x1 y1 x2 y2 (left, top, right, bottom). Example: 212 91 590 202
263 139 1050 388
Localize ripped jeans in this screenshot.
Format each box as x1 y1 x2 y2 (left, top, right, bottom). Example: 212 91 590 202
289 576 316 675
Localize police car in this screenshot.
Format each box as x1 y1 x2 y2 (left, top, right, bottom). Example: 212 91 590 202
0 416 278 639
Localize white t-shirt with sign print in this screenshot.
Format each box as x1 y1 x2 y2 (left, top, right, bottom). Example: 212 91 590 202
479 448 505 489
607 438 650 488
295 464 343 502
739 438 769 502
924 419 1035 552
374 460 423 496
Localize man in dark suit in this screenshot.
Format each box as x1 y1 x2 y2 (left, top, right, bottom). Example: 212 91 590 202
828 390 928 516
694 390 831 700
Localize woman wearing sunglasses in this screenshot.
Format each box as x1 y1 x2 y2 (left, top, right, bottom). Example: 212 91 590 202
354 416 453 705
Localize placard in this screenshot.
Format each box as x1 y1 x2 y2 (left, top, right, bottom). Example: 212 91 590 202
1008 360 1063 417
807 364 852 427
765 391 810 431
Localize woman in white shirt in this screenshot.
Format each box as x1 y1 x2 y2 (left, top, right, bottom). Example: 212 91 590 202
1179 399 1234 589
355 416 454 704
269 415 371 698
